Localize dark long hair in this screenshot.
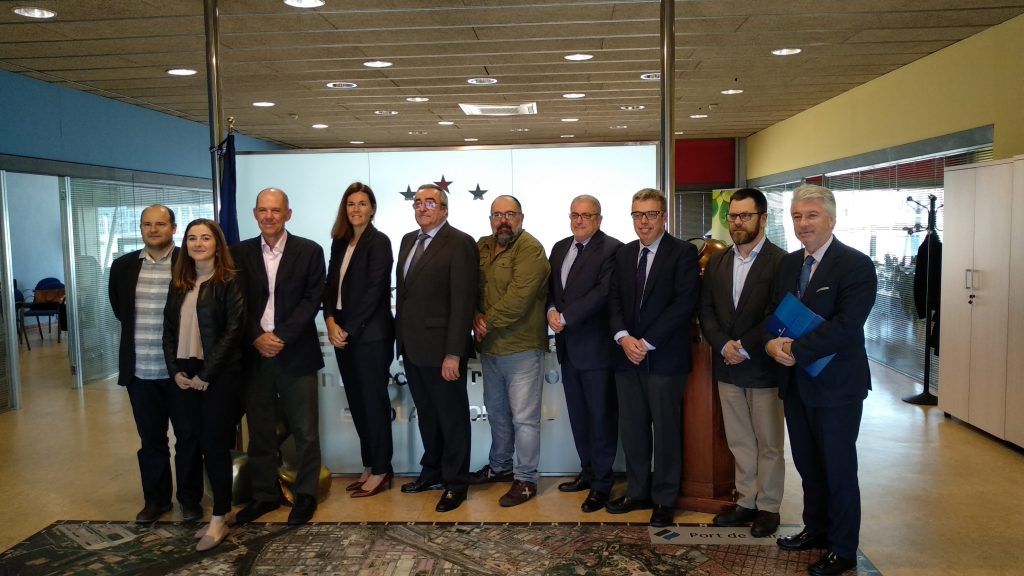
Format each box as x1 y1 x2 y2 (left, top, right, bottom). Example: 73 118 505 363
171 218 236 292
330 182 377 241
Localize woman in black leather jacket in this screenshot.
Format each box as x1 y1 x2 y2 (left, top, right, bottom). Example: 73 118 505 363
163 218 245 552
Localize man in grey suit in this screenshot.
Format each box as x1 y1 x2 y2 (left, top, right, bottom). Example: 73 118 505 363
698 188 786 537
396 184 479 512
547 194 623 513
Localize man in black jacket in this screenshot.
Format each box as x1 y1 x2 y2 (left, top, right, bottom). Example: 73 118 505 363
231 188 326 526
108 204 202 524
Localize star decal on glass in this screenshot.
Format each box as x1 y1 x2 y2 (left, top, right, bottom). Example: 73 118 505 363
469 184 488 200
433 175 453 192
400 185 415 201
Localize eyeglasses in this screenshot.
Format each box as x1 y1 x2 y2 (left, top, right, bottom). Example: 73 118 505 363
726 211 765 222
630 210 663 221
490 211 520 220
412 199 442 210
569 212 600 221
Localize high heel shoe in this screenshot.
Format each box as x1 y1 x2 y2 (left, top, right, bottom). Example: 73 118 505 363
345 479 366 492
351 472 393 498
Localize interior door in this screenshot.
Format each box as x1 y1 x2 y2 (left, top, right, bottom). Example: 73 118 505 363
0 171 22 410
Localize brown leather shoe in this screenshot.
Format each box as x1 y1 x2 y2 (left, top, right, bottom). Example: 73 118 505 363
751 510 781 537
498 480 537 507
712 505 756 527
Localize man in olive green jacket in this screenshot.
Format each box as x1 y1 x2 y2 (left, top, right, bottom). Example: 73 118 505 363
471 195 551 507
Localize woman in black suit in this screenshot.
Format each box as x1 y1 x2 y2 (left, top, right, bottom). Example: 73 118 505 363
324 182 396 497
163 218 244 551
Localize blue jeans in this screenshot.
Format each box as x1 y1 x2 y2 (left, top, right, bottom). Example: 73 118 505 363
481 349 544 484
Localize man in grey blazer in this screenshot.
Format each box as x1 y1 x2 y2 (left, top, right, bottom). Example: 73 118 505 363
698 188 786 537
395 184 479 512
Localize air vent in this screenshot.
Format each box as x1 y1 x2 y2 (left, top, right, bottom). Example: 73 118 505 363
459 102 538 116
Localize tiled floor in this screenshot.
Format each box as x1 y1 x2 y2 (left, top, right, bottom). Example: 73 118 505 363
1 335 1022 575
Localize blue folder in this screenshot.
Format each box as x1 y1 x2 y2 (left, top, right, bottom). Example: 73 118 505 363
766 293 835 378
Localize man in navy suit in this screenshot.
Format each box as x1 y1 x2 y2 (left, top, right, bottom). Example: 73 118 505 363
766 184 877 576
231 188 326 526
607 188 700 527
547 194 623 513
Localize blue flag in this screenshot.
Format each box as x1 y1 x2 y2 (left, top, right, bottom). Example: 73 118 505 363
218 134 240 245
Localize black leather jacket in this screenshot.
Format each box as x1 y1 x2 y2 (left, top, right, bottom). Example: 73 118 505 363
162 275 245 382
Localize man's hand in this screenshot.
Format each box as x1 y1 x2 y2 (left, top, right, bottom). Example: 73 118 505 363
473 313 489 342
191 375 210 391
619 335 648 365
766 336 796 366
254 332 285 358
547 310 564 334
173 372 193 390
722 340 748 365
441 355 461 382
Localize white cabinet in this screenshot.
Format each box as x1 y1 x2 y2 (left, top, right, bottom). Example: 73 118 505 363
939 157 1021 446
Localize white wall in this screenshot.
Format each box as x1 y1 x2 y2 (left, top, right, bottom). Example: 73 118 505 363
6 173 63 295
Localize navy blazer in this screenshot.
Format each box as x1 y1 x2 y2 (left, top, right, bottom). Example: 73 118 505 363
323 224 394 344
231 232 326 376
547 230 623 370
609 233 701 376
768 237 877 406
698 239 785 388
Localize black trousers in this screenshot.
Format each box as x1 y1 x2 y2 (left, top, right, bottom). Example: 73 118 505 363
561 359 618 493
335 337 395 475
178 358 240 516
784 382 863 559
126 377 203 507
404 357 471 491
244 357 321 503
614 369 685 507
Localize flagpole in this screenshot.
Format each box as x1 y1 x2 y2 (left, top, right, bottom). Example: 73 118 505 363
203 0 224 219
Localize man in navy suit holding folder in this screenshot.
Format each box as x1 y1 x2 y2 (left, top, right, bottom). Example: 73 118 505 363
766 184 877 576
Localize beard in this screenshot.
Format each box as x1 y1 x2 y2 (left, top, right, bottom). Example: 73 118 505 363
495 224 515 246
729 220 762 246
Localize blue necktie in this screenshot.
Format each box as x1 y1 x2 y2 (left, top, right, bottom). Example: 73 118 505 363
635 247 650 316
798 255 815 298
562 242 584 286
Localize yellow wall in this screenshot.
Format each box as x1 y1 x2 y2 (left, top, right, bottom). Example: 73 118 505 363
747 13 1024 180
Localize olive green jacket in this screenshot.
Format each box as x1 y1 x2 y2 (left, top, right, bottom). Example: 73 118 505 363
477 230 551 355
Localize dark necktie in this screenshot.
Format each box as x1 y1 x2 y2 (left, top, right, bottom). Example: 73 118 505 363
635 246 650 316
798 254 815 298
405 232 429 281
563 242 584 286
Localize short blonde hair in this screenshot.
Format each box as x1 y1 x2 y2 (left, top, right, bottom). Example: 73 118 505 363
631 188 666 211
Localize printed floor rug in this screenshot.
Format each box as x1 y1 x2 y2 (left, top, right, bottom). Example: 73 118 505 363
0 521 880 575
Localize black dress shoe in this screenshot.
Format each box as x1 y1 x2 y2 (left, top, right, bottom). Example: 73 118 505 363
649 505 675 527
581 490 609 513
288 494 317 525
712 505 757 527
751 510 781 537
180 502 204 523
557 475 590 493
135 502 172 524
808 551 857 575
401 477 444 493
232 499 280 526
435 489 467 512
777 528 828 551
605 496 654 514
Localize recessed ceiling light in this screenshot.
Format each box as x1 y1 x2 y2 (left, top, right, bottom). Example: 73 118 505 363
283 0 325 7
408 130 428 135
12 7 56 19
564 53 593 61
438 121 454 126
562 93 586 99
690 114 708 119
560 134 575 138
620 105 645 111
772 48 802 56
721 89 744 95
363 60 393 68
561 118 579 122
373 110 398 116
326 81 357 89
609 125 628 129
640 72 661 81
464 138 478 142
467 77 498 85
166 68 197 76
311 123 329 129
349 140 365 144
252 101 275 107
406 96 429 102
510 128 530 132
